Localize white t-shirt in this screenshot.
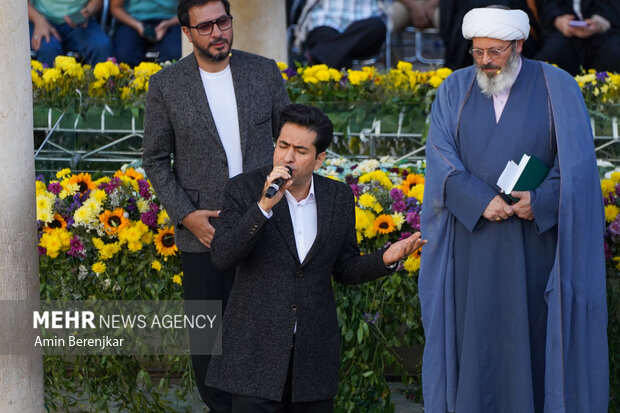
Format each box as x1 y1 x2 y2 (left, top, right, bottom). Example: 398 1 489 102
199 65 243 178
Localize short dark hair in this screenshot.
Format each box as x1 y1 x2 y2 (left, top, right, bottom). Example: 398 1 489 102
278 104 333 156
177 0 231 27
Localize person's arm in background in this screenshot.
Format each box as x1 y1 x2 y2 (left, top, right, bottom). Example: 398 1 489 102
110 0 145 36
64 0 102 28
28 1 61 50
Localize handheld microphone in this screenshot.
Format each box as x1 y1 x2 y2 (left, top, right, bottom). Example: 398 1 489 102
265 166 292 198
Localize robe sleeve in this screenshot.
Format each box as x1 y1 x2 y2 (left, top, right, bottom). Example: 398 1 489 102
445 171 498 232
530 154 560 234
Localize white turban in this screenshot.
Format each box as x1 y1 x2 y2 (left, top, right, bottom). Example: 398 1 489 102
462 8 530 41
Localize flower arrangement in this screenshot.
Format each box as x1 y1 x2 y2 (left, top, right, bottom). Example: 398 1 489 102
36 160 620 411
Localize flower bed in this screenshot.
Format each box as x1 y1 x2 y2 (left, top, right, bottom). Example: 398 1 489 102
37 160 620 411
31 57 620 135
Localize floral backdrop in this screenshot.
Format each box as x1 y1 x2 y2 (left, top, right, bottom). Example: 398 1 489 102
30 56 620 411
36 158 620 412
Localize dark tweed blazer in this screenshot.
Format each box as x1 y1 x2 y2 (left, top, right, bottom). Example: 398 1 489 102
142 51 290 252
206 165 395 402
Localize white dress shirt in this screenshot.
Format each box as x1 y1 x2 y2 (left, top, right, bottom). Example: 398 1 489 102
492 57 523 123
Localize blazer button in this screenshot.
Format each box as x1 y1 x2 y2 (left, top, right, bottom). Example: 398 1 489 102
290 305 297 311
297 270 302 277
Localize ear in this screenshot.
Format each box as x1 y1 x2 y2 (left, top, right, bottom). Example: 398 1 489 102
182 26 193 43
515 39 524 54
314 152 326 171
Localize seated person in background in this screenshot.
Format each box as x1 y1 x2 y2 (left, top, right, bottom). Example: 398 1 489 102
294 0 387 69
28 0 113 67
439 0 541 70
110 0 181 66
391 0 440 32
534 0 620 75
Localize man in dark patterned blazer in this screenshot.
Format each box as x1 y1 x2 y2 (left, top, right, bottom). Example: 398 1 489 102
206 104 426 412
142 0 289 411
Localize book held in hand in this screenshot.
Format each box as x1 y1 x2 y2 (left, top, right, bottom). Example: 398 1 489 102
496 153 550 202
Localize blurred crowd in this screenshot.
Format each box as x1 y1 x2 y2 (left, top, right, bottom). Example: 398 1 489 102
29 0 620 76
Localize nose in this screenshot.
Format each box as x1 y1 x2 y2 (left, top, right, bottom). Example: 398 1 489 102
282 146 295 163
481 53 494 65
211 23 223 37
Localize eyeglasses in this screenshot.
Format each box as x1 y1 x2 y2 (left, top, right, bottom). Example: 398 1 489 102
469 42 513 60
187 15 233 36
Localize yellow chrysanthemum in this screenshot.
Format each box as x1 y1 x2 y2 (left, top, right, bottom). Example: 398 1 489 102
408 184 424 203
154 226 178 256
92 262 106 274
98 241 122 260
614 257 620 271
36 193 54 223
611 172 620 184
372 214 396 235
151 260 162 271
31 60 43 72
436 67 452 78
397 61 413 72
136 198 150 213
92 189 107 203
39 232 62 258
277 61 288 71
605 204 620 223
358 170 393 189
59 182 80 199
35 180 47 196
403 251 421 273
56 168 71 179
358 193 378 209
93 60 120 80
172 273 183 286
428 75 443 88
602 179 616 197
157 210 170 225
391 212 405 230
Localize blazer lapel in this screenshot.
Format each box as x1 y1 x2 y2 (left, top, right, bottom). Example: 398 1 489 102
229 52 250 157
181 54 225 151
300 175 334 268
271 198 300 264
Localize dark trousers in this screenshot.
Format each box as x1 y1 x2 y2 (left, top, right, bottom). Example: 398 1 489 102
113 19 182 67
534 29 620 75
231 341 333 413
181 251 235 413
305 17 386 69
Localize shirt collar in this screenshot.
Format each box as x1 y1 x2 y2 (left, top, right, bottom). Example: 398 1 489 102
285 176 316 205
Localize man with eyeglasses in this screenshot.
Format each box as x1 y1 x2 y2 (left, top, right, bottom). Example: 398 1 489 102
419 6 608 413
142 0 290 411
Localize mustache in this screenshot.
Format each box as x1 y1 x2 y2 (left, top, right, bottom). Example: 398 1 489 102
480 63 500 70
209 37 229 47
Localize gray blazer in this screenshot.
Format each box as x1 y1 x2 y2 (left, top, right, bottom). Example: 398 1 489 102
142 51 290 252
206 166 395 402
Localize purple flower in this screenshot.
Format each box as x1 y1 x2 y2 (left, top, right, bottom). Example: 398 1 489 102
363 312 381 325
597 71 609 81
138 179 151 198
390 188 404 202
393 200 406 213
36 175 45 182
126 197 137 212
399 231 412 240
406 211 420 230
283 67 297 79
350 184 361 198
604 241 613 260
67 236 86 258
610 218 620 237
99 177 121 194
38 245 47 256
345 174 358 186
48 182 62 195
141 210 158 228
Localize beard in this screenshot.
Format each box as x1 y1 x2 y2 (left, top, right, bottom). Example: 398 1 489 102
194 34 233 62
475 49 520 98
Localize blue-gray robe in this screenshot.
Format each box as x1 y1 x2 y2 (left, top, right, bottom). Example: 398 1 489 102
419 58 608 413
